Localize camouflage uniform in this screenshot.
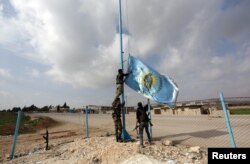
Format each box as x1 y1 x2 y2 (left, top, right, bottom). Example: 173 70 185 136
112 98 123 142
114 69 129 101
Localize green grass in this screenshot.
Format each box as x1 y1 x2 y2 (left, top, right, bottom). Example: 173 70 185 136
230 108 250 115
0 112 18 125
0 112 38 135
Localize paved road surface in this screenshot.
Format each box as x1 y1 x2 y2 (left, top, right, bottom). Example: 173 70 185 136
31 113 250 148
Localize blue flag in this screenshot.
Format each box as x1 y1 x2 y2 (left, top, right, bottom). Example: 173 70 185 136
125 55 179 108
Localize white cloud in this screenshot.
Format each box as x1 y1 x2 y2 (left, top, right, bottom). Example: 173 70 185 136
237 43 250 73
0 68 11 78
201 69 222 80
29 68 40 78
0 0 250 104
210 56 224 65
0 4 3 11
6 0 120 88
0 90 11 97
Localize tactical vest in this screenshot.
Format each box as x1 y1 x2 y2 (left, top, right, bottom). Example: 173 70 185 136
138 107 149 123
116 73 123 84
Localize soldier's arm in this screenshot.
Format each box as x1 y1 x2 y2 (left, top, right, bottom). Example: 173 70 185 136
123 71 130 76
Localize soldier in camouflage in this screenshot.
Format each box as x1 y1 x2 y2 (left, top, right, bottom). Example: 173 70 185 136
114 69 129 102
112 97 123 142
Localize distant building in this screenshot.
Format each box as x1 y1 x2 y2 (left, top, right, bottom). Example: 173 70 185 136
49 102 70 112
153 102 226 116
60 102 70 112
88 105 101 113
84 105 136 114
49 106 57 112
99 106 112 114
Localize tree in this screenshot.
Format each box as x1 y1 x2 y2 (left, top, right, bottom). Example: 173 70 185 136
57 105 60 112
12 107 21 112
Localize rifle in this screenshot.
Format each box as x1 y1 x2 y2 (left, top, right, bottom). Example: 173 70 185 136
43 127 49 150
133 125 139 131
133 124 139 139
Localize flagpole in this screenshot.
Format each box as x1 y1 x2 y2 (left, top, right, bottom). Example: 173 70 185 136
147 99 152 140
118 0 131 141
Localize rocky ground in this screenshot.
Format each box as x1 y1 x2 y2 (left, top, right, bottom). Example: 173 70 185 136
0 114 209 164
2 135 208 164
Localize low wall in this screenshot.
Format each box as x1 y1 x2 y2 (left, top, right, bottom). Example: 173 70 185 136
152 107 226 117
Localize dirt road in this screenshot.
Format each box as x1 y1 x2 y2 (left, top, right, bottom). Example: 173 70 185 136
2 112 248 163
31 113 250 148
1 113 209 164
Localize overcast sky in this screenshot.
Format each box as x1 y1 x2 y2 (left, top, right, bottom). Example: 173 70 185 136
0 0 250 109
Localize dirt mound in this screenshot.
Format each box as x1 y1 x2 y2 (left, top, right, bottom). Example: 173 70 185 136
34 116 61 130
5 136 208 164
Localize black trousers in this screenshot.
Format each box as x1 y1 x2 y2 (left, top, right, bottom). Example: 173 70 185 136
139 122 151 145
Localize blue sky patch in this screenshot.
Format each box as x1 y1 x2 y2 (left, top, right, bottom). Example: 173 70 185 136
0 0 17 18
221 0 242 10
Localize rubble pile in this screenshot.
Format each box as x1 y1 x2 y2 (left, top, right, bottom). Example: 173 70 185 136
4 137 207 164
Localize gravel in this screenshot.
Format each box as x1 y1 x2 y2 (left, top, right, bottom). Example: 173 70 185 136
5 136 208 164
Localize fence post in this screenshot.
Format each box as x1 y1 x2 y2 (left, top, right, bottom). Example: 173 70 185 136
10 110 22 160
85 106 89 138
147 99 152 140
219 92 236 148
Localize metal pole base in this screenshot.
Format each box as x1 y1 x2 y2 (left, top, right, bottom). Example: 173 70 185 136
121 128 131 141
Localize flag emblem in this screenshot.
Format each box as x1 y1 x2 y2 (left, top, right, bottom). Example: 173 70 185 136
125 55 179 108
